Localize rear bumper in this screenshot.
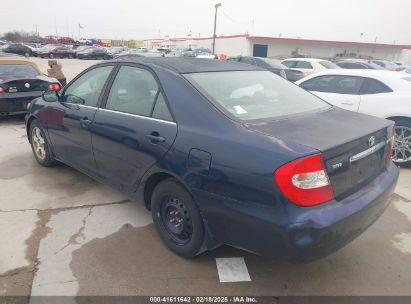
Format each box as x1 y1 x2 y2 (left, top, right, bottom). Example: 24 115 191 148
0 92 41 115
196 164 399 262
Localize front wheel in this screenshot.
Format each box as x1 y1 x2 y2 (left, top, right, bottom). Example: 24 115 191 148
392 119 411 167
29 120 58 167
151 178 205 257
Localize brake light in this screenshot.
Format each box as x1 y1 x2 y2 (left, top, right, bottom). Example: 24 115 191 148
275 153 334 207
48 83 61 91
0 87 4 93
386 124 396 164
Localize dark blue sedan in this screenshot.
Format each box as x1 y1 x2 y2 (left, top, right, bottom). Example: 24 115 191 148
25 57 399 262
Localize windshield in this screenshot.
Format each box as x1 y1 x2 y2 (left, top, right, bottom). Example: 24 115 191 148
319 60 340 69
185 71 330 121
0 64 39 77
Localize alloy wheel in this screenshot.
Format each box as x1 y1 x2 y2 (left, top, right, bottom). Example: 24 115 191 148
31 127 46 160
392 125 411 163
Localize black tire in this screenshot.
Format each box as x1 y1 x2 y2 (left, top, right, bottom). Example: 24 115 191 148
29 120 58 167
151 178 205 257
392 118 411 167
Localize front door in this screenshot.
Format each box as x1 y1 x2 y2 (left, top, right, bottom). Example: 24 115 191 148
91 65 177 190
47 65 114 173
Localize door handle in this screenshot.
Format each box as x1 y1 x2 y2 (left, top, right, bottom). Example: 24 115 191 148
80 117 92 128
146 132 166 144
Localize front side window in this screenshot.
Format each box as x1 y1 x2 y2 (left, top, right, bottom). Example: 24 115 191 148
185 70 330 121
301 75 364 94
63 65 113 106
106 66 163 117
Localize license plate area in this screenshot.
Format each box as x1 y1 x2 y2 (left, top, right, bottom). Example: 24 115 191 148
350 148 384 186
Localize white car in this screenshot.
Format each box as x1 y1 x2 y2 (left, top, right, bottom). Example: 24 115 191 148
296 69 411 165
281 58 340 77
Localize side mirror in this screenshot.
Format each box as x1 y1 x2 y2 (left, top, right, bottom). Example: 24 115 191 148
42 90 59 102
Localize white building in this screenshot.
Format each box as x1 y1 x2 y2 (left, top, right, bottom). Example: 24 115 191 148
145 34 411 61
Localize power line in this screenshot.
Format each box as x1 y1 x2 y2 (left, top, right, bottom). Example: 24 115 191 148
219 9 253 25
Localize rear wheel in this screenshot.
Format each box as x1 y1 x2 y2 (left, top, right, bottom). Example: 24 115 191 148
29 120 58 167
392 119 411 167
151 178 205 257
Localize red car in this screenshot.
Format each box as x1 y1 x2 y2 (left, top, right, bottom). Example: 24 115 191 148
37 45 76 59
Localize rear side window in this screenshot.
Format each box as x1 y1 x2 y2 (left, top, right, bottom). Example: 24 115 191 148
152 93 173 122
295 61 313 69
301 75 364 94
337 62 368 69
282 60 297 68
359 78 392 94
106 66 159 116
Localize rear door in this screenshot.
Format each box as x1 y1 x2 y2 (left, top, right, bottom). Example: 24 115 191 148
300 75 362 112
91 64 177 190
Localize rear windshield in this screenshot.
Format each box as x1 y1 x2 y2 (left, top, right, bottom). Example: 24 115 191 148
185 71 330 121
0 64 39 77
319 60 340 69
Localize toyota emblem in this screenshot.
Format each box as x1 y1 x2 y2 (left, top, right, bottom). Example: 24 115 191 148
24 83 30 88
368 136 376 147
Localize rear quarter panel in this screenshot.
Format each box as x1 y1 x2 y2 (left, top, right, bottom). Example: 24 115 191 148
359 94 411 119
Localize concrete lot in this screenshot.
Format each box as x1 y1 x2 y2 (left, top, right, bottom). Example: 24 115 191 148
0 59 411 299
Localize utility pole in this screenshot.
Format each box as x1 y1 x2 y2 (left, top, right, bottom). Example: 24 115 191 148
212 3 222 54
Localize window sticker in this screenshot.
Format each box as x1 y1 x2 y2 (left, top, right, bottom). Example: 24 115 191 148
233 105 248 115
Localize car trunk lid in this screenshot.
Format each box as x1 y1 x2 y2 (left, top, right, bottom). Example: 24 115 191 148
245 107 394 200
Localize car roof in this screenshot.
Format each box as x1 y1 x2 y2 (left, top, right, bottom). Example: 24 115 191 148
282 58 325 62
112 57 262 73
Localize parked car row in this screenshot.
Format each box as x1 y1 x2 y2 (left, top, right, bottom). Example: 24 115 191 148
0 43 114 60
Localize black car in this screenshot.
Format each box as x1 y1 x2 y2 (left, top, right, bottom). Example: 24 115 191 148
0 57 60 116
235 56 304 82
0 43 33 57
77 47 113 60
334 59 386 70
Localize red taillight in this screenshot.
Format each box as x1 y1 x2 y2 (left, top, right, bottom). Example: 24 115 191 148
0 87 4 93
386 124 396 164
275 153 334 207
48 83 61 91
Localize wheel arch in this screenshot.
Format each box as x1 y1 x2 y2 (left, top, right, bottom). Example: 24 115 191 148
386 116 411 124
143 171 188 210
26 115 38 143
